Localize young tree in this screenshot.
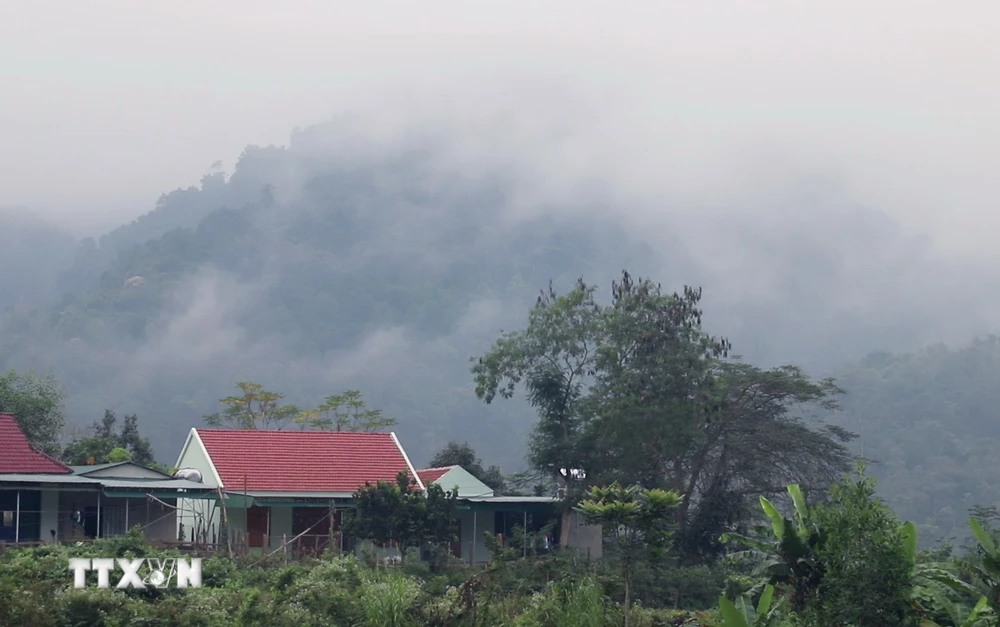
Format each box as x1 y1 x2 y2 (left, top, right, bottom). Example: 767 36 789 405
204 382 300 429
429 441 506 493
312 390 397 432
575 482 682 627
345 470 458 564
0 368 65 456
61 410 157 466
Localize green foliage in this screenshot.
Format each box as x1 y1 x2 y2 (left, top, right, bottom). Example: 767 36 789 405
802 471 915 626
721 484 826 613
576 482 683 626
205 382 301 429
345 470 459 561
0 367 65 455
311 389 397 432
718 584 784 627
61 409 157 466
473 271 855 560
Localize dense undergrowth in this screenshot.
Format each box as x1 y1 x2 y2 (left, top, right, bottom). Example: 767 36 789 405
0 529 722 626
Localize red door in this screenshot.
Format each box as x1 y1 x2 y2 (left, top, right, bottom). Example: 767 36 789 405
247 506 269 548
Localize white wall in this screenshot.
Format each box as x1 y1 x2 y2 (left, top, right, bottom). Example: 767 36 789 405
175 433 222 543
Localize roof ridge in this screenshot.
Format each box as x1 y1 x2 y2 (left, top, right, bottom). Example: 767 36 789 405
194 428 395 435
417 465 457 472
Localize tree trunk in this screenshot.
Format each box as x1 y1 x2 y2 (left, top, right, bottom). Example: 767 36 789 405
623 570 631 627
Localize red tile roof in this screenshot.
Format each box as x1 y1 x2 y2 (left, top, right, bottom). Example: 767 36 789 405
0 413 72 474
195 429 419 493
417 466 455 485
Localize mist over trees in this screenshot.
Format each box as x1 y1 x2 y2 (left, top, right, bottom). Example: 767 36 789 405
1 118 999 543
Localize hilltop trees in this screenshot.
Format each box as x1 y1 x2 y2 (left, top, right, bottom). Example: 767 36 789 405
473 271 856 558
205 383 396 432
62 410 157 467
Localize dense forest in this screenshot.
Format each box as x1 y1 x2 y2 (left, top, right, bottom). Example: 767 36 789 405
2 118 1000 549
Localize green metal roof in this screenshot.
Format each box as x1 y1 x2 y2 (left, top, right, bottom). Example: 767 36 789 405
70 462 174 479
456 495 561 512
69 463 120 474
0 473 218 499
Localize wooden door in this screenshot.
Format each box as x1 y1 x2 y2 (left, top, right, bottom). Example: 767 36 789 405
246 506 269 548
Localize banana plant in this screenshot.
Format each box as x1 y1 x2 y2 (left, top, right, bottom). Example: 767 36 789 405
720 484 826 612
901 520 995 627
718 584 786 627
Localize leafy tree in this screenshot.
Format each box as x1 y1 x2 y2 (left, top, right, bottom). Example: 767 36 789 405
311 390 397 432
0 368 65 456
575 482 682 626
204 382 300 429
803 472 915 626
429 441 506 493
345 470 458 563
473 271 855 555
725 473 917 627
61 410 157 466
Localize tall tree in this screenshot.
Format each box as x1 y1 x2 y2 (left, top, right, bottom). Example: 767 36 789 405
0 368 65 456
429 441 506 493
204 382 300 429
472 271 855 557
62 410 156 467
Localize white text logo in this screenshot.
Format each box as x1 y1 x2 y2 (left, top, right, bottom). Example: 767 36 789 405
68 558 202 589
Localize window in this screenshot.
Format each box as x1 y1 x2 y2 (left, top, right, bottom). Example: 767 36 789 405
2 511 12 527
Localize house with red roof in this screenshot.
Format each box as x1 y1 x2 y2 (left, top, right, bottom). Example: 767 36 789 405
0 413 215 545
173 428 424 555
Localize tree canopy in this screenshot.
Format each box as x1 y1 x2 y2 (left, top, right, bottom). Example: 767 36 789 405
61 409 157 467
0 368 65 456
473 271 856 558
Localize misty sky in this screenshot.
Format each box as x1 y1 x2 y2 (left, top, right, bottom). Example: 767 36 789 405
2 1 999 256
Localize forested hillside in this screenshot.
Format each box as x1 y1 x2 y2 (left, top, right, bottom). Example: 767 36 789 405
1 118 999 542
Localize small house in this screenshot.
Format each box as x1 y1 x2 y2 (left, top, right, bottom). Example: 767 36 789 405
173 428 423 556
0 413 214 545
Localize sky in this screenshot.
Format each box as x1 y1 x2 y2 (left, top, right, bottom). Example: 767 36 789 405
1 1 1000 254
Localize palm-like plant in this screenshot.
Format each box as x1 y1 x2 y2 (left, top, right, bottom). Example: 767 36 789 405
718 584 786 627
901 521 994 627
721 484 826 612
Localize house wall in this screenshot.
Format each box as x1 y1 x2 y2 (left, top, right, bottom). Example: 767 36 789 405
459 510 496 564
562 510 603 560
175 435 222 544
